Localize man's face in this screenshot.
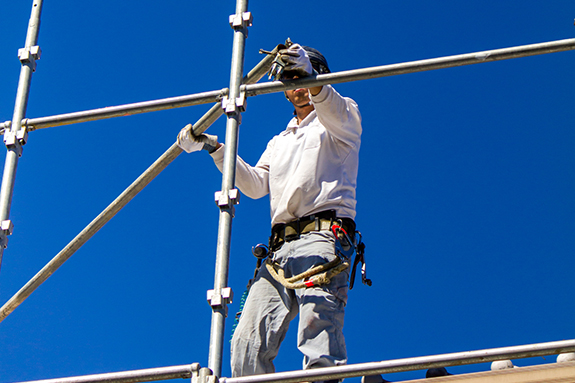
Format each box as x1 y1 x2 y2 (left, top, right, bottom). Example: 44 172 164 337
285 87 311 107
282 73 312 108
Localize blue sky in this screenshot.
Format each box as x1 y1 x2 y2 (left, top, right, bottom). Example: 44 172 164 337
0 1 573 382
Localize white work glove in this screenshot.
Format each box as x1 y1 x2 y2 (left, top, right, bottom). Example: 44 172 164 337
177 124 219 153
278 44 313 77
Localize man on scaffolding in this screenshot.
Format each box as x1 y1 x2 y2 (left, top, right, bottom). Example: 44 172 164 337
177 42 362 383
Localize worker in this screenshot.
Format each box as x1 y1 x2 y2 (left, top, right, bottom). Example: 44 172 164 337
177 43 362 382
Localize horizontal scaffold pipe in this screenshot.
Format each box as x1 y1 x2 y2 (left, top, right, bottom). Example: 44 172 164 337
0 46 279 323
220 339 575 383
242 38 575 97
22 89 227 130
0 37 572 133
8 340 575 383
11 364 197 383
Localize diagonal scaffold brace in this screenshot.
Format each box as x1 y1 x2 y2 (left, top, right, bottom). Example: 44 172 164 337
0 42 278 324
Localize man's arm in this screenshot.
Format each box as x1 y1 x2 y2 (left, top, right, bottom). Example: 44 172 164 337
311 85 362 148
209 142 271 200
176 123 271 199
310 85 322 96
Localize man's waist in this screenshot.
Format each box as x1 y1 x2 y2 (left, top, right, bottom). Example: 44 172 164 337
270 210 355 250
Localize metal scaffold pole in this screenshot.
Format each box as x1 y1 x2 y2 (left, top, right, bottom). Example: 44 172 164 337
207 0 251 377
0 0 43 272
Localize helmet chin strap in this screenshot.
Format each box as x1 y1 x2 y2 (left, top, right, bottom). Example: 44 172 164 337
293 104 310 116
285 91 312 110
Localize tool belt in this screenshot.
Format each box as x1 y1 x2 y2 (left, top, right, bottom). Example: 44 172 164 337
269 210 356 251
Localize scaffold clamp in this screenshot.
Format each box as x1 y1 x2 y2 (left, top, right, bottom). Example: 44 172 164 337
16 128 28 145
221 92 247 114
1 220 14 236
215 188 240 208
0 121 11 135
4 131 17 147
18 45 42 71
207 287 233 308
3 130 24 156
191 365 217 383
190 363 201 383
229 12 252 30
0 220 14 249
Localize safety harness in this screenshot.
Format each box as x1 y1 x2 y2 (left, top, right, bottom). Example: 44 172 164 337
264 211 370 290
230 212 371 341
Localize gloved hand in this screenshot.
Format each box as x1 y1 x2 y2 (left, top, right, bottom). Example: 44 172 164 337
278 44 313 77
177 124 219 153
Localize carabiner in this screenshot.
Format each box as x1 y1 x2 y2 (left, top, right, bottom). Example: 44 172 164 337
331 223 355 260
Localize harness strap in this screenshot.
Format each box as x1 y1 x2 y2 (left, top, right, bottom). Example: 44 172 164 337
265 257 350 290
269 210 355 251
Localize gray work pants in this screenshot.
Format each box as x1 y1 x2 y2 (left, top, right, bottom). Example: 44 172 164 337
230 231 349 380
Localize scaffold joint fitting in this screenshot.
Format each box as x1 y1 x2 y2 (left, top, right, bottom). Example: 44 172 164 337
207 287 233 308
229 12 252 30
0 220 14 249
0 121 11 135
3 130 24 156
221 92 247 114
215 188 240 208
16 128 28 145
18 45 42 71
191 365 217 383
1 220 14 236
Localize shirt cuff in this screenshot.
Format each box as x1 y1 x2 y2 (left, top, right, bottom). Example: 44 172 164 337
310 84 331 104
210 143 225 161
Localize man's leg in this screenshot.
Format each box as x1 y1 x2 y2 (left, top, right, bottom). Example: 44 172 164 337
297 270 348 371
230 251 297 377
288 232 349 373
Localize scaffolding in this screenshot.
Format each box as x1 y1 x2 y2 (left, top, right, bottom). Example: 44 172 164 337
1 1 574 383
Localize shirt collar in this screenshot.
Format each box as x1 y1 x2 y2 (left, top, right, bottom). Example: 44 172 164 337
285 110 317 133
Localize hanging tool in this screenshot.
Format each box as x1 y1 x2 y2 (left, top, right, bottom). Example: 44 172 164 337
260 38 294 80
349 232 371 290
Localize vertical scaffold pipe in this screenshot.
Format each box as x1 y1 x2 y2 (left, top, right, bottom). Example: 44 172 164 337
0 0 44 273
208 0 250 377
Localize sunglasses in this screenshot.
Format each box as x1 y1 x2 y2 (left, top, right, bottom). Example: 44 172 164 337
280 71 299 80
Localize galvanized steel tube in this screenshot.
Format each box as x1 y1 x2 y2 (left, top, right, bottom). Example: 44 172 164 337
0 0 44 271
208 0 249 377
11 364 197 383
220 339 575 383
8 340 575 383
24 89 227 131
4 38 572 134
0 48 277 324
243 38 575 97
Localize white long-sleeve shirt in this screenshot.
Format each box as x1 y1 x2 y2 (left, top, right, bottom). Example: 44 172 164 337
211 85 362 226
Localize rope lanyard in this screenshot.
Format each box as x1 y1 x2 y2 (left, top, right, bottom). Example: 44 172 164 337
265 257 350 290
266 222 354 290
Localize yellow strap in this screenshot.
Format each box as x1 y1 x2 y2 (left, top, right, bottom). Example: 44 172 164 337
265 257 349 290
